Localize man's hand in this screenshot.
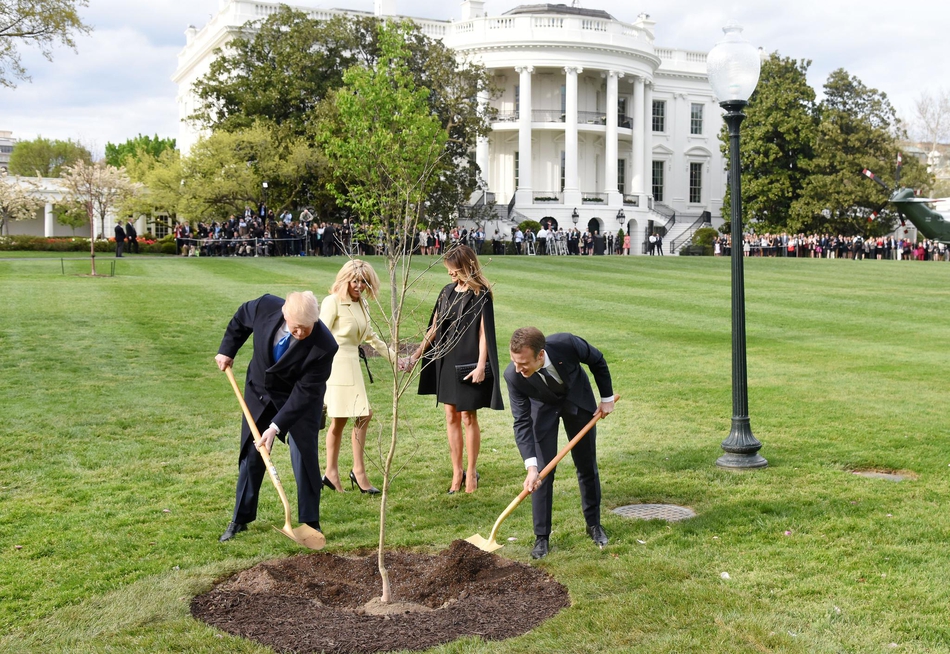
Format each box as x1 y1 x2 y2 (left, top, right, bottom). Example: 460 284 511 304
215 354 234 371
523 466 541 493
597 399 615 417
258 426 278 453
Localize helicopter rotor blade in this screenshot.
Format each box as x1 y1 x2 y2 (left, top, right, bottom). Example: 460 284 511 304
869 200 890 223
862 168 891 193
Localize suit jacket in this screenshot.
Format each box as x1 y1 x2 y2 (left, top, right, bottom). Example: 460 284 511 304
114 224 126 241
504 333 612 462
218 294 338 449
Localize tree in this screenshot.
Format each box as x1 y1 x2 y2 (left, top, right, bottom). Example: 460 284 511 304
792 69 930 236
178 122 321 219
104 134 176 168
720 53 817 233
0 169 42 234
315 20 452 604
192 9 494 227
8 136 92 177
0 0 91 87
60 160 134 275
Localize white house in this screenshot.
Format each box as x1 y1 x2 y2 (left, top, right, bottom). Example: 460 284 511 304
174 0 729 253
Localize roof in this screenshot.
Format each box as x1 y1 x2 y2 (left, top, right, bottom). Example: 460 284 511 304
503 4 615 20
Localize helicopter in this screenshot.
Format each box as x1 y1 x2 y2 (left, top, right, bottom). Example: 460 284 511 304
862 153 950 243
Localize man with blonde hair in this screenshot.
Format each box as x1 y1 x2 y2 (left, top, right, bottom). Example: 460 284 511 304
215 291 338 542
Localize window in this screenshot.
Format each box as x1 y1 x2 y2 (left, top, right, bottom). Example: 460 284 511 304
618 97 629 128
652 100 666 132
514 151 519 189
560 151 566 192
689 162 703 204
617 159 625 195
514 84 520 117
690 103 703 135
652 160 664 202
561 85 566 116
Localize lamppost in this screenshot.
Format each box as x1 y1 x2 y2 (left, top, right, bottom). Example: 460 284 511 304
707 22 767 469
616 208 625 226
571 208 579 225
262 181 268 211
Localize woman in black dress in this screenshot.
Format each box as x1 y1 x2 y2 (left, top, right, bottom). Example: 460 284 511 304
405 245 504 493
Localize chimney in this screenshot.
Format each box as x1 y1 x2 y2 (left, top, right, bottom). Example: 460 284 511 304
461 0 486 20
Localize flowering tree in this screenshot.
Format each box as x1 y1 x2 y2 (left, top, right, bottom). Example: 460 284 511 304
60 160 134 275
0 170 42 235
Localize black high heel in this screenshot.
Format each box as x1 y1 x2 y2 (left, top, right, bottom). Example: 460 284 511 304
350 470 380 495
322 475 340 491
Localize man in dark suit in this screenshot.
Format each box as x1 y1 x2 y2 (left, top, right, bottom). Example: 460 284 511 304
214 291 338 542
125 220 139 253
114 222 126 257
504 327 614 559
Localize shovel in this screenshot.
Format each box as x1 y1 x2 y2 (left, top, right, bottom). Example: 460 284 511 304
466 394 619 552
224 366 326 550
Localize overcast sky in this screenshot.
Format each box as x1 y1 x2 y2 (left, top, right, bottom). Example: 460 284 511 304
2 0 947 155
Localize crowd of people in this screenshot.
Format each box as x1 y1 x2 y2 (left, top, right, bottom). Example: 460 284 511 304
215 246 615 559
714 233 950 261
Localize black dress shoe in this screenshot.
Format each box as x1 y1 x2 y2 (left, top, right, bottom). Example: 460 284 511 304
531 535 549 559
219 521 247 542
586 524 608 548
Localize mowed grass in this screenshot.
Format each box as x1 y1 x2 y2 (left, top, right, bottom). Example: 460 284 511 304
1 253 949 653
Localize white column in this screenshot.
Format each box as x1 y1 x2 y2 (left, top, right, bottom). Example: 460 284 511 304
644 81 653 202
515 65 534 205
631 76 645 198
563 66 582 205
604 71 623 204
44 202 54 237
475 90 490 190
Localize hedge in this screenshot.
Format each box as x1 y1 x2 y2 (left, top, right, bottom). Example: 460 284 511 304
0 235 171 254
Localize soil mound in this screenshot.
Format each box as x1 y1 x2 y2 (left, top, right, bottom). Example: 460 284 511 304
191 539 570 653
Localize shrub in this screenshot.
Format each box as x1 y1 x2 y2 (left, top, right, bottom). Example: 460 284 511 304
692 227 719 247
518 219 542 234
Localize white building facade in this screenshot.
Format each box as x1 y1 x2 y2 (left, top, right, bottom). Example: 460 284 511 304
174 0 727 253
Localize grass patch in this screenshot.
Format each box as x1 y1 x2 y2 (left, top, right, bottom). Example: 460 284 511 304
1 255 949 652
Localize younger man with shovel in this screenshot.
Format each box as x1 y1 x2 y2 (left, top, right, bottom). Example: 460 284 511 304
215 291 338 542
504 327 614 559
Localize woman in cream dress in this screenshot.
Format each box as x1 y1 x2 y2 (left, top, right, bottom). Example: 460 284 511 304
320 260 396 494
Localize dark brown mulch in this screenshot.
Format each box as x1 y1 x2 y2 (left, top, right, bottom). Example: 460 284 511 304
191 539 570 654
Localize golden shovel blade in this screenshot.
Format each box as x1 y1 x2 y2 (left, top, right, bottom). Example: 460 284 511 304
465 533 504 552
275 524 326 550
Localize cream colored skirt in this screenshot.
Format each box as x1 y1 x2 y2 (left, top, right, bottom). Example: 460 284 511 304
324 346 370 418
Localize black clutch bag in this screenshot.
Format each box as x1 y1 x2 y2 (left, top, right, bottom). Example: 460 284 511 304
456 363 492 384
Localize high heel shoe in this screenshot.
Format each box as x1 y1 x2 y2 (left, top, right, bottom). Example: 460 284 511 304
349 470 380 495
322 475 341 492
462 470 480 493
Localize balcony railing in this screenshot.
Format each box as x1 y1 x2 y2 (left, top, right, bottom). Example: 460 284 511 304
495 110 519 122
578 111 606 125
532 109 564 122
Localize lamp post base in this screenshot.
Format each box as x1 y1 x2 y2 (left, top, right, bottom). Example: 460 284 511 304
716 451 768 469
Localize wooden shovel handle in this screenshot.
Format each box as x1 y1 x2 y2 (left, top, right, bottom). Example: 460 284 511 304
224 366 294 530
487 394 619 542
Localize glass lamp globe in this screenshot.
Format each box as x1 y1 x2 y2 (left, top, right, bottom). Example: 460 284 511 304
706 21 760 103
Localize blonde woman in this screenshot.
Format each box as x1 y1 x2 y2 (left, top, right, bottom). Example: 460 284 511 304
404 245 504 494
320 260 397 495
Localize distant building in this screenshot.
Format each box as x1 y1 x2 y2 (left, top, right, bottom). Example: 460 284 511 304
174 0 731 253
0 131 15 171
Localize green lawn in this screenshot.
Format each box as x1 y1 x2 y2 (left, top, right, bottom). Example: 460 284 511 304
1 253 949 653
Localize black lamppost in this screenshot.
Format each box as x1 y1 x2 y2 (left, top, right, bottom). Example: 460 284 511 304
262 181 269 210
571 208 579 225
707 22 767 469
616 208 625 225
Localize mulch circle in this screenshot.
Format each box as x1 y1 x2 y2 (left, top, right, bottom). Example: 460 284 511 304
191 539 570 653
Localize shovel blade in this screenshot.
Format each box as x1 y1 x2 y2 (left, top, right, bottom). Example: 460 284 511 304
465 533 503 552
275 524 327 550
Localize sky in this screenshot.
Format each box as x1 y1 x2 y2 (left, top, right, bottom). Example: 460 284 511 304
2 0 947 156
